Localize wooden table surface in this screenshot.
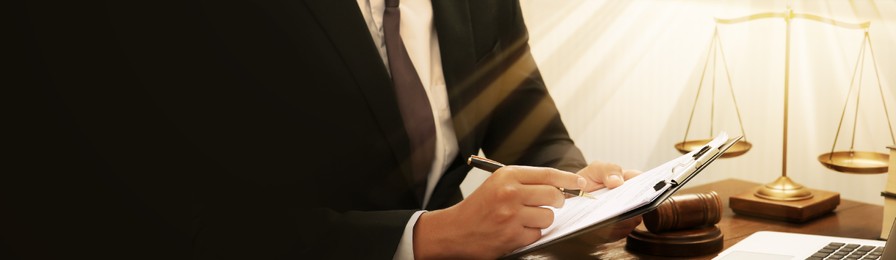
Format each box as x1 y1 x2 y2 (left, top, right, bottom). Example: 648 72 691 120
527 179 884 259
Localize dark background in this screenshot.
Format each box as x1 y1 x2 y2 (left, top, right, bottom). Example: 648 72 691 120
7 1 209 259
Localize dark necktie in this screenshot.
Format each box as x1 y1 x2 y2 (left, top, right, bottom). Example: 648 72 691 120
383 0 436 202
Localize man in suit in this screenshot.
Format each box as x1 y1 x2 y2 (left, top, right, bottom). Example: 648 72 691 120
11 0 637 259
192 0 642 258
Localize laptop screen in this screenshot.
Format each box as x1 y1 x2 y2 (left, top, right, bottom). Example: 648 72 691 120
882 217 895 258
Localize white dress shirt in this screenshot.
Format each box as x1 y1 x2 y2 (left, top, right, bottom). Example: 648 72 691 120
355 0 459 259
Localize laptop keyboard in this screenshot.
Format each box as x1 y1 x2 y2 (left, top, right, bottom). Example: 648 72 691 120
807 242 885 260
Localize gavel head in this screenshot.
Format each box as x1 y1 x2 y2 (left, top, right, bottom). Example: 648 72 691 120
643 191 722 233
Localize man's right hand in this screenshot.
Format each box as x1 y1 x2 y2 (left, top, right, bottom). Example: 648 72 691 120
412 166 587 259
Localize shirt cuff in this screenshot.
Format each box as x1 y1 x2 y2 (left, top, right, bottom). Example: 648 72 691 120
393 210 426 260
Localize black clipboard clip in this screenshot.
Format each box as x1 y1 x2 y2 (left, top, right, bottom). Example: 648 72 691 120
653 138 731 191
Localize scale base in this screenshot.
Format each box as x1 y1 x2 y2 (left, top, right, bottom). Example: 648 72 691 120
626 225 723 257
754 176 814 201
731 185 840 223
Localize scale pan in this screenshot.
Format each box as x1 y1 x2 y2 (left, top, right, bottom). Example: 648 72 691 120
818 151 889 174
675 139 751 158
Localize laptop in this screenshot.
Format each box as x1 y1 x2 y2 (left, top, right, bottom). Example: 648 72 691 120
714 218 896 260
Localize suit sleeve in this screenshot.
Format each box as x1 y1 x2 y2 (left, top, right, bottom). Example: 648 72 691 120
479 0 588 172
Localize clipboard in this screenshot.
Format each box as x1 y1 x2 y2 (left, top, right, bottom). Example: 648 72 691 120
503 135 743 259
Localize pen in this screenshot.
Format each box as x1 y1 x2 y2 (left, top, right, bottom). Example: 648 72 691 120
467 155 595 199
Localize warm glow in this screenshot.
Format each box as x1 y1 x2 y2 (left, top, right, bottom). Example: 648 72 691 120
516 0 896 205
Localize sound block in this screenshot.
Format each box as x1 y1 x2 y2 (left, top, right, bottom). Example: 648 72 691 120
625 225 723 257
730 186 839 223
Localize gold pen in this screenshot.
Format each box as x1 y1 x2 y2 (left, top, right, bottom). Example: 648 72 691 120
466 155 595 199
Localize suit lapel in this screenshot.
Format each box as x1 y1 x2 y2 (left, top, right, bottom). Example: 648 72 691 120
304 0 480 209
432 0 477 87
429 0 478 210
433 0 476 156
303 0 417 202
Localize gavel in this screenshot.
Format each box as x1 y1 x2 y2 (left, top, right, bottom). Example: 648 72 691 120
644 191 723 233
626 191 725 257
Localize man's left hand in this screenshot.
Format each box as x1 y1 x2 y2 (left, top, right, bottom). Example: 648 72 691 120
575 160 641 192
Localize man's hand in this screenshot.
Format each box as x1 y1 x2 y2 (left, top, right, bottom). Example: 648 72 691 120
575 160 641 192
412 166 586 259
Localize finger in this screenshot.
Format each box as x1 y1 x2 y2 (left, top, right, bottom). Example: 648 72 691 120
578 161 624 189
519 185 566 208
622 169 641 180
512 166 586 190
517 206 555 229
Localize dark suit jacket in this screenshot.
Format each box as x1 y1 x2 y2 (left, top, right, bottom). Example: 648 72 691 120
10 0 585 259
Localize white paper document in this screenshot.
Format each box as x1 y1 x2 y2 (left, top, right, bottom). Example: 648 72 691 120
512 132 730 254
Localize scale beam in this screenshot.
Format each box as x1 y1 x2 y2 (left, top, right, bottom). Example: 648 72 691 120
714 11 869 30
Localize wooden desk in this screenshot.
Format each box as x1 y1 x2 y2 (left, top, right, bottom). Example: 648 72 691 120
545 179 884 259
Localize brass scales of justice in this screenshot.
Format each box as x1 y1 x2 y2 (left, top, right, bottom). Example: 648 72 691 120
676 5 895 222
